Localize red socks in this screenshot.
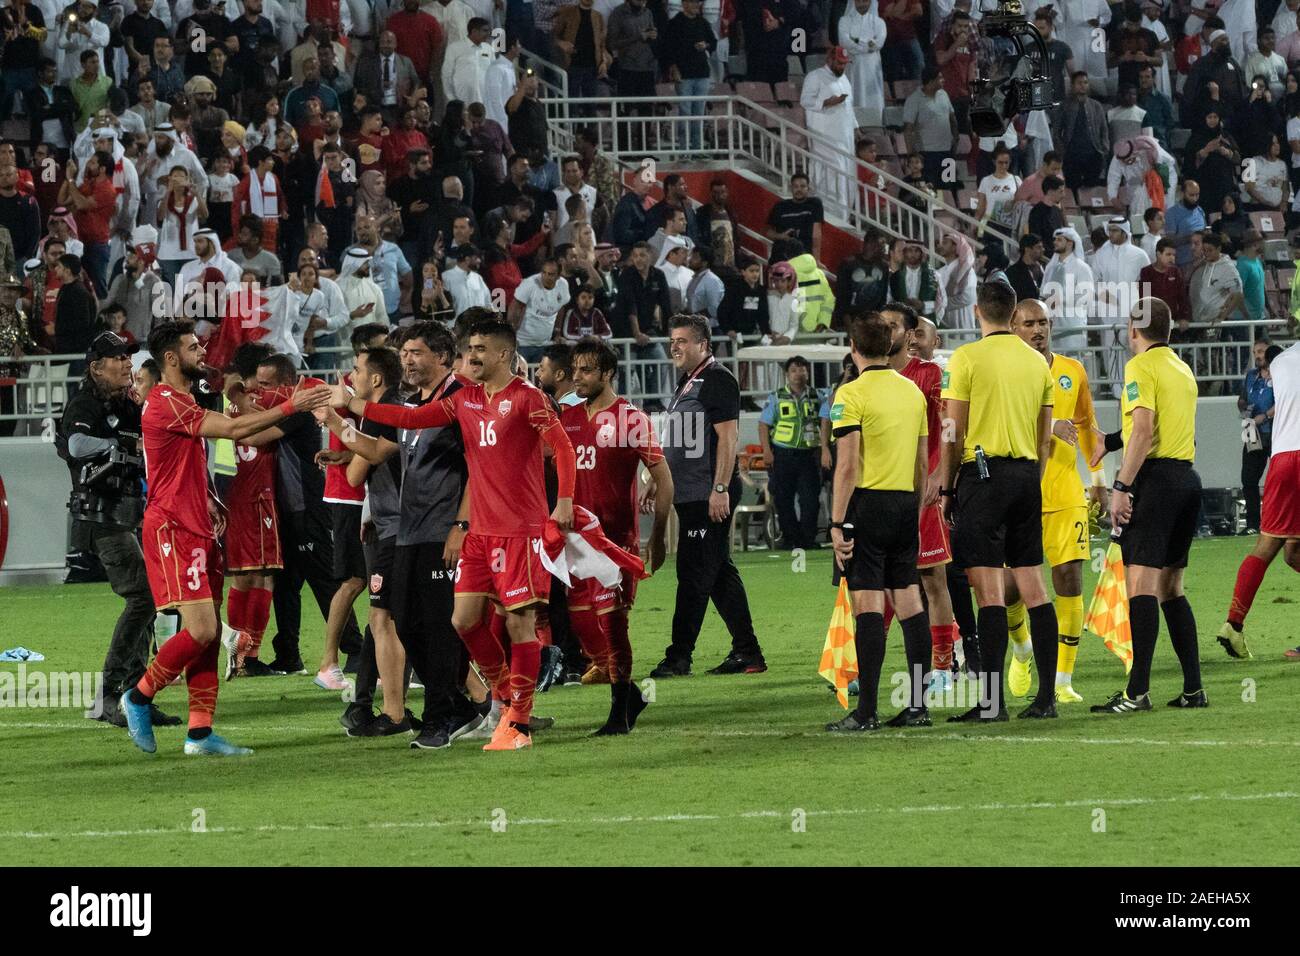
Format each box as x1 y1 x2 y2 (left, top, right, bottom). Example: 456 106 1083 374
508 640 541 726
568 605 612 675
606 609 632 684
931 622 956 671
185 639 219 731
245 587 272 657
226 588 249 635
139 629 204 699
1229 554 1269 629
459 618 510 700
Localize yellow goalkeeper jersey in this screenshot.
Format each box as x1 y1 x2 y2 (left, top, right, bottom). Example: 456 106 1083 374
1041 353 1102 514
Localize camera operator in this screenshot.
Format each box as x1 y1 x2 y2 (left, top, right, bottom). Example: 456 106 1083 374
59 331 179 729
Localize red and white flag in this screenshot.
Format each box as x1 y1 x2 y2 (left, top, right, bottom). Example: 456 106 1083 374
540 506 646 588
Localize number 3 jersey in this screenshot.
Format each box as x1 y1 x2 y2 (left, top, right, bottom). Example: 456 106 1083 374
562 397 664 549
141 384 214 538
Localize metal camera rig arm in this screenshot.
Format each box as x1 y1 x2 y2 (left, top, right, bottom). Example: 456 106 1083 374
969 0 1058 138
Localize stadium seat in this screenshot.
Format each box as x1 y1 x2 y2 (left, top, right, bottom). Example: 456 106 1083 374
882 105 905 129
957 189 979 213
891 79 919 102
737 81 775 103
774 81 798 103
1067 213 1090 236
1250 211 1284 237
1075 187 1117 211
1277 266 1296 289
1264 238 1291 262
893 132 910 155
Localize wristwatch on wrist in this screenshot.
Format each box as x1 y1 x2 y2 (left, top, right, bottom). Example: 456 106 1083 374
938 488 955 498
1112 479 1132 494
713 483 727 495
452 520 469 531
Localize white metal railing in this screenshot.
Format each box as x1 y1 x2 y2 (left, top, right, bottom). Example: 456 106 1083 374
2 321 1290 433
537 94 1016 270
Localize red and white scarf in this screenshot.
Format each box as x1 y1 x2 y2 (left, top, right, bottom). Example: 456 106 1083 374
166 192 196 251
249 171 278 219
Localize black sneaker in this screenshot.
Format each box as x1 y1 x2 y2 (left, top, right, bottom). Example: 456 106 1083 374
1018 699 1058 719
354 713 412 737
410 720 456 750
884 706 932 728
94 699 128 727
404 708 423 733
626 681 649 729
593 682 632 736
649 657 692 678
946 704 1009 723
446 706 487 742
707 651 767 675
562 668 584 687
1168 689 1209 708
149 704 181 726
239 658 276 677
826 712 881 732
529 714 556 731
339 702 374 735
537 645 562 693
269 657 308 676
1090 690 1152 714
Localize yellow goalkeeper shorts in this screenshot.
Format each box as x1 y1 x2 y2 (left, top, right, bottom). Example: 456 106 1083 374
1042 505 1090 569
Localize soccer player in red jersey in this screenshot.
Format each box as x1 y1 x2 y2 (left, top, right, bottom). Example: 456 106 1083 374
220 342 282 677
334 318 577 751
119 321 331 756
563 338 674 734
881 303 960 693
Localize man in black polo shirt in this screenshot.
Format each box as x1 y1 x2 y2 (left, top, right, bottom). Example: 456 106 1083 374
1004 234 1044 303
766 173 824 261
255 353 363 676
318 346 412 736
650 314 766 677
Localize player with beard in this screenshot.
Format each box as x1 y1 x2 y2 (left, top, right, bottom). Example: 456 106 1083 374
881 302 960 694
120 321 330 756
563 338 674 733
334 319 577 751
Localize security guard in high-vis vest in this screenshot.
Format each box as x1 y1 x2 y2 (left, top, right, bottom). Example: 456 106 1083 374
758 355 823 549
787 251 836 332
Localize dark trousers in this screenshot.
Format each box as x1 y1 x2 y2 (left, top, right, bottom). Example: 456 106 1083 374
1063 147 1106 188
666 485 761 664
616 70 656 153
771 445 821 549
81 524 155 697
390 540 469 727
0 383 16 437
1242 434 1271 530
568 65 602 116
270 507 362 664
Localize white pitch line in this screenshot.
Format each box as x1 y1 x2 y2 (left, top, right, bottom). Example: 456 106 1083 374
3 720 1300 750
1 791 1296 842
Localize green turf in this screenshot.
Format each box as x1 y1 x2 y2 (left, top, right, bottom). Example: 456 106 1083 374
1 537 1298 866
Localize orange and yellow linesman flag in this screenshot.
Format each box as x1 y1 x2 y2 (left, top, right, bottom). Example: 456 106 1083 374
819 580 859 708
1085 539 1134 674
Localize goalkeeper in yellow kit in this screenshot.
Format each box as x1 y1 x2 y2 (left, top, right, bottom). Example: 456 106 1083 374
1006 300 1108 702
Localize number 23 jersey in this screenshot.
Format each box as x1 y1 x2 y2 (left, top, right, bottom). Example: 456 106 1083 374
562 397 664 549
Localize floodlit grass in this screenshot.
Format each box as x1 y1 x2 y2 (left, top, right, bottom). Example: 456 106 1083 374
1 538 1297 865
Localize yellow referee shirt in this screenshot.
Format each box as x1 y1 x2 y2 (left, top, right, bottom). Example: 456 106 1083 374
1042 353 1103 513
1121 344 1197 461
831 367 928 491
940 332 1054 464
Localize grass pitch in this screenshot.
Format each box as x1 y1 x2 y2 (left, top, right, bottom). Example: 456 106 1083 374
1 537 1298 866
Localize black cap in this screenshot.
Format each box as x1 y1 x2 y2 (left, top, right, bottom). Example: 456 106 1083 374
87 331 139 361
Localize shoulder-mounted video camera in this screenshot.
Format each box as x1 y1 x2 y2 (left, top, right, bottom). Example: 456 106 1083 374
969 0 1057 138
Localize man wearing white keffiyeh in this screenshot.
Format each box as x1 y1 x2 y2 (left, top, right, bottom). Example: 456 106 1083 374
337 246 389 332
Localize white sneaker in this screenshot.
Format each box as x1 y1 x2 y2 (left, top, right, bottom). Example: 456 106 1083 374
462 701 501 739
313 666 352 691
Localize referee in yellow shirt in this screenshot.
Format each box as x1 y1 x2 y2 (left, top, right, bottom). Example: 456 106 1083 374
1091 298 1207 713
939 281 1060 721
826 313 932 732
1008 299 1107 704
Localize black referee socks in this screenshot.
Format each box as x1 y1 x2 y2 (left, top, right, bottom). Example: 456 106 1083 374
1161 595 1203 695
853 612 886 721
899 612 931 709
1126 595 1161 699
976 605 1008 716
1026 603 1060 708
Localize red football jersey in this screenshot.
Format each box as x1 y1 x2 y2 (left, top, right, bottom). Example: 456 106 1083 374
142 385 213 537
562 397 664 548
364 375 564 537
227 395 277 502
902 356 942 473
325 373 364 504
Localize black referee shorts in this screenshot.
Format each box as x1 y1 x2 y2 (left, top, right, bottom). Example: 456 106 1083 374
362 527 397 610
953 457 1043 569
330 503 367 581
1120 458 1202 570
844 488 920 591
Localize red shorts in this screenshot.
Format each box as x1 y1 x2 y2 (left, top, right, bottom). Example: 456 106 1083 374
455 532 550 609
143 513 225 611
1262 449 1300 538
917 502 952 568
224 493 283 572
568 570 639 615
